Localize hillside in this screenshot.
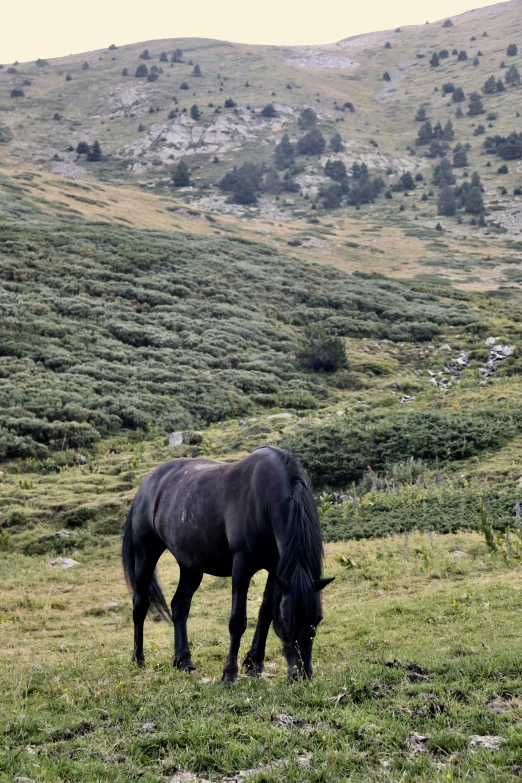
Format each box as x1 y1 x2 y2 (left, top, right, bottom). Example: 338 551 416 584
1 1 522 286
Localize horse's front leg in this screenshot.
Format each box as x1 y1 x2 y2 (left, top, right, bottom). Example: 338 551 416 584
243 571 274 676
222 555 252 684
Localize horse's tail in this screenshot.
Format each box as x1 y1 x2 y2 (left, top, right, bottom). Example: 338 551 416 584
122 502 172 621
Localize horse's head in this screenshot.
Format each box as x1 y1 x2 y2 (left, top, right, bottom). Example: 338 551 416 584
272 572 334 680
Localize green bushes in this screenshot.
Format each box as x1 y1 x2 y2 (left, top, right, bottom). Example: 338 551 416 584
286 407 522 487
0 224 481 460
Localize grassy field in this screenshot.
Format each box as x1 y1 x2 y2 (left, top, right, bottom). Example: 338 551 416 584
1 532 520 783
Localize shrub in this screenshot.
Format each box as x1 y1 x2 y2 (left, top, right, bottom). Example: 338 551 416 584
122 67 128 76
171 49 183 63
498 164 509 174
136 64 148 78
442 82 455 94
10 89 24 98
430 53 439 67
76 141 90 154
36 58 48 67
66 74 72 81
439 49 449 59
224 98 236 108
457 50 468 61
474 124 485 136
192 64 201 76
180 81 189 90
383 71 391 81
452 87 465 103
296 326 347 372
140 49 151 60
443 19 453 27
82 61 89 70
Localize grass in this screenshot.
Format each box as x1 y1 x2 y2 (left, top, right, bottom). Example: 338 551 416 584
0 532 520 782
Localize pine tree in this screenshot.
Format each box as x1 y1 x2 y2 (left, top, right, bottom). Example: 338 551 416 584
483 75 496 94
507 44 518 56
471 171 483 190
87 140 102 161
136 64 148 78
160 52 168 62
433 157 455 186
442 119 454 140
192 64 201 76
190 104 201 120
438 186 456 216
496 79 505 92
415 106 427 121
298 108 317 129
453 144 468 167
171 49 183 63
457 50 468 61
505 64 521 86
430 52 440 67
466 186 484 214
275 133 295 169
468 92 484 116
452 87 465 102
330 132 344 152
173 160 191 187
416 121 433 145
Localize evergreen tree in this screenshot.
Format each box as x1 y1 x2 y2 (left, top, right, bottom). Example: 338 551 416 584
76 141 90 154
87 140 102 161
416 121 433 145
160 52 168 62
468 92 485 116
433 121 443 139
173 159 191 187
439 49 449 59
466 186 484 214
400 172 415 190
330 132 344 152
483 75 496 94
383 71 391 81
433 157 455 186
171 49 183 63
324 159 347 182
298 108 317 129
505 64 521 86
507 44 518 56
438 186 456 215
82 61 89 70
192 64 201 76
190 104 201 120
296 128 326 155
430 52 440 67
122 67 128 76
453 143 468 167
442 82 455 95
457 50 468 61
320 183 343 209
496 79 505 92
140 49 151 60
471 171 483 190
442 119 454 140
452 87 465 102
261 103 277 118
136 64 148 78
415 106 427 121
274 133 295 169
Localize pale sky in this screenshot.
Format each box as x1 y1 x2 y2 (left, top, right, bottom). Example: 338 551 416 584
1 0 504 64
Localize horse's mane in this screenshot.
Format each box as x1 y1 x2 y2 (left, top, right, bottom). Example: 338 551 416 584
261 447 323 582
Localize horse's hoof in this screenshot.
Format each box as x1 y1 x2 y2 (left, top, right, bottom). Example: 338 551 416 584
132 654 145 668
243 655 265 677
175 658 196 672
222 670 238 684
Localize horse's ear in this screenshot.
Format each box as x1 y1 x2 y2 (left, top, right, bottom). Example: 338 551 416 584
276 576 291 593
314 577 335 591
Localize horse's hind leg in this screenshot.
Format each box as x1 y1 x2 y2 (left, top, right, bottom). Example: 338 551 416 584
243 572 274 676
132 542 165 667
171 566 202 671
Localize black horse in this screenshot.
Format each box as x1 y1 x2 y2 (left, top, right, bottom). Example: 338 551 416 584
122 445 334 682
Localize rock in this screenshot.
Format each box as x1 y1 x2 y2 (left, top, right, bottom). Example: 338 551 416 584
470 735 504 751
399 395 415 404
285 47 359 71
273 713 305 728
15 778 36 783
140 720 157 733
78 454 88 465
407 733 430 754
237 419 247 427
451 550 469 558
49 557 79 569
168 431 183 447
104 601 119 608
485 336 497 345
439 343 452 352
516 477 522 489
54 529 72 538
266 413 293 420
